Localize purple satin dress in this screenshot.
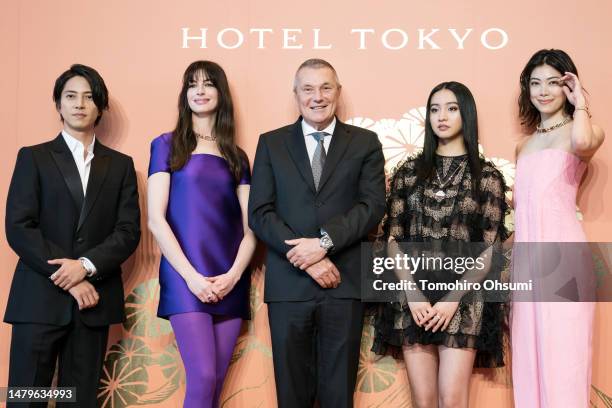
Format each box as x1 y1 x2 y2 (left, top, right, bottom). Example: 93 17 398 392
148 133 250 320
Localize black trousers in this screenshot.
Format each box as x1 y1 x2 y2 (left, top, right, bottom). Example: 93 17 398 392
267 293 364 408
7 312 109 408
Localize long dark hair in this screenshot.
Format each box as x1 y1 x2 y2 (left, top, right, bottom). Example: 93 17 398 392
519 49 579 132
170 60 244 181
417 81 482 192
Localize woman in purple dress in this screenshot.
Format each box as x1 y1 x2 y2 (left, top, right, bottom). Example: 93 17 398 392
147 60 255 408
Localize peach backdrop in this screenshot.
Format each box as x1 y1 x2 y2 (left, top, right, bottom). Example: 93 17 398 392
1 1 611 407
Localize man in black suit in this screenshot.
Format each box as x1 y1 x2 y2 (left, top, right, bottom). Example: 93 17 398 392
248 59 385 407
4 64 140 407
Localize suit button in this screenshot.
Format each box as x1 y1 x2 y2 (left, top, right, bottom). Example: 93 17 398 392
76 237 84 244
315 201 322 208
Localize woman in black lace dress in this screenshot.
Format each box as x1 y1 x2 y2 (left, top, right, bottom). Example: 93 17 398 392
371 81 509 408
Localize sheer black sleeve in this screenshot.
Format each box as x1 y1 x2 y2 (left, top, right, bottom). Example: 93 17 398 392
380 159 418 242
479 164 510 246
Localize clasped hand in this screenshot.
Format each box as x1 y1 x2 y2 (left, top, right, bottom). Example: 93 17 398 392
69 281 100 310
285 238 326 270
304 257 341 289
285 238 339 288
408 301 459 333
48 258 86 290
48 258 99 310
186 272 239 304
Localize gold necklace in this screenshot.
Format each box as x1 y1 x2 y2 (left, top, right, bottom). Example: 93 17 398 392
194 131 216 142
536 116 572 134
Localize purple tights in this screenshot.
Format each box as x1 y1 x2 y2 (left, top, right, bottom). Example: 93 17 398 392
170 312 242 408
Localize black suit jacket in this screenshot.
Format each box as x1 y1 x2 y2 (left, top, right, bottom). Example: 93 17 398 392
4 134 141 327
248 118 385 302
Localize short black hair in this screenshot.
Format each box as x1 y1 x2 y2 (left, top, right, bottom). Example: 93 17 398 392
52 64 109 126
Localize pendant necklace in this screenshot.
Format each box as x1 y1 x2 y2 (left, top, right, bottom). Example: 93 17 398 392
434 158 467 199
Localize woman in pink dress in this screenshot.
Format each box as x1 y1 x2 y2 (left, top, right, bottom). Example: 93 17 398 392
511 49 605 408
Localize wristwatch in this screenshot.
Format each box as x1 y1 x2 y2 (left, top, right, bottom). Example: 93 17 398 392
319 231 334 253
79 257 95 278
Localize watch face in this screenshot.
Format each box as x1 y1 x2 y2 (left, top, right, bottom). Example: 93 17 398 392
320 236 333 250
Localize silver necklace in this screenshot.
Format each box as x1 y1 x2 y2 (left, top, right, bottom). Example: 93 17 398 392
434 158 467 198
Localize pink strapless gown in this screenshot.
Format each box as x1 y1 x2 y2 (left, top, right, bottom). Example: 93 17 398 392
511 149 594 408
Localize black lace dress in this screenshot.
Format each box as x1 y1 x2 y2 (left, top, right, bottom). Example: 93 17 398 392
371 154 509 368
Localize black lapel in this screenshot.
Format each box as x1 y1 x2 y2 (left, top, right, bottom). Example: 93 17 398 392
317 120 352 192
284 118 316 193
48 134 85 211
77 140 110 231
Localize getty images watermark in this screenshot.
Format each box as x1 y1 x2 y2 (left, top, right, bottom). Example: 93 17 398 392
361 242 612 303
371 251 532 293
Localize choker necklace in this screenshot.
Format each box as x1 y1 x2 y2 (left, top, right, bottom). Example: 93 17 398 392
536 116 572 134
195 131 216 142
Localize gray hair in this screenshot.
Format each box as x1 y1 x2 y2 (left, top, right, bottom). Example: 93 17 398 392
293 58 341 92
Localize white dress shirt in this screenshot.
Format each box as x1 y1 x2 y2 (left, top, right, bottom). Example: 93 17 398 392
61 130 95 193
301 117 336 164
61 130 97 276
301 118 336 244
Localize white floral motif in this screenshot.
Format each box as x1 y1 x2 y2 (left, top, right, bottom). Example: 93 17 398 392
348 108 426 173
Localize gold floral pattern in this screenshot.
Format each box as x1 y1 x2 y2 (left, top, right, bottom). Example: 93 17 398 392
98 339 150 408
592 385 612 408
134 342 184 405
231 268 273 364
356 321 399 393
124 279 173 338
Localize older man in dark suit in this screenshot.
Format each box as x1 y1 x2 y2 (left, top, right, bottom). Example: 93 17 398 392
248 58 385 408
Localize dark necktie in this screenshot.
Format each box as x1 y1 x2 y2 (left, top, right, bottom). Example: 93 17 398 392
311 131 328 190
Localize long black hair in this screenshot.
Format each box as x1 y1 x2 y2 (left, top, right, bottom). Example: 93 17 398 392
417 81 482 192
519 49 579 132
170 60 245 181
